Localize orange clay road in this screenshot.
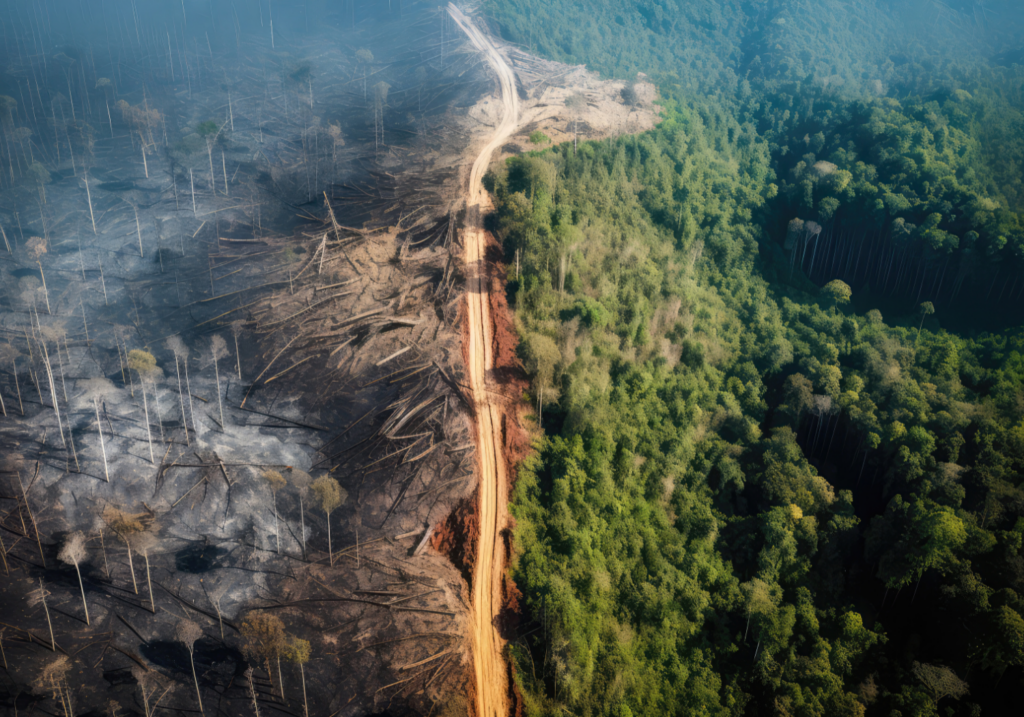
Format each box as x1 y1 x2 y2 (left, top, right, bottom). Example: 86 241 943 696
447 4 520 717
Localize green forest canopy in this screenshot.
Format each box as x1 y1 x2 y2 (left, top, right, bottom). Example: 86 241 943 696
484 1 1024 715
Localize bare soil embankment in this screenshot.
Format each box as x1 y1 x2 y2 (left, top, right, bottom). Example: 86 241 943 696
441 5 659 717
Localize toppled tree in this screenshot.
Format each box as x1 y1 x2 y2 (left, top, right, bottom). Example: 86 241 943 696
240 611 287 696
264 470 286 553
311 474 345 566
57 531 90 625
127 349 158 463
175 619 205 714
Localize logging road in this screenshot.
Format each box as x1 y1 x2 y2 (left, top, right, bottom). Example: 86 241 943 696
447 4 520 717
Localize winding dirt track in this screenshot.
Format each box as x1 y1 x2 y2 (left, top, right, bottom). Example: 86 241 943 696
447 4 519 717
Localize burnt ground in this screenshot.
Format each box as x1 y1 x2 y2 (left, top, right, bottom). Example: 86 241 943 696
0 2 504 715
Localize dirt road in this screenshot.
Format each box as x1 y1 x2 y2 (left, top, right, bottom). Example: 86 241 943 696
447 4 520 717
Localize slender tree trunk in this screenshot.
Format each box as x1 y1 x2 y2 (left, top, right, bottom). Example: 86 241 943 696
276 654 283 697
141 381 155 463
38 261 51 314
84 173 96 234
39 579 55 650
94 398 109 481
134 205 143 257
144 550 155 612
100 528 110 577
188 651 204 714
300 663 308 717
274 492 280 553
214 357 224 428
125 541 138 594
12 359 22 415
206 143 215 190
326 509 332 566
73 562 89 624
185 357 196 434
175 357 189 446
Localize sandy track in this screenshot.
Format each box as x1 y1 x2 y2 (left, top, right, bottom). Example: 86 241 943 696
447 4 519 717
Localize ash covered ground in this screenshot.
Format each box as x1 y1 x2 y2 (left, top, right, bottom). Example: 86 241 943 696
0 2 496 715
0 2 657 716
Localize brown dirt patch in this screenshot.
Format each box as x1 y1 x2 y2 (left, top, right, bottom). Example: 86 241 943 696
432 489 480 587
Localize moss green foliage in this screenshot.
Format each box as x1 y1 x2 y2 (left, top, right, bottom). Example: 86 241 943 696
486 1 1024 714
529 130 551 144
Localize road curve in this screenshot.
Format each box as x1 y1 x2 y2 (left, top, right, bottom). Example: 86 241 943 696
446 4 519 717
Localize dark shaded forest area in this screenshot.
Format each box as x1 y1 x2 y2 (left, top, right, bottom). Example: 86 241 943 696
482 1 1024 715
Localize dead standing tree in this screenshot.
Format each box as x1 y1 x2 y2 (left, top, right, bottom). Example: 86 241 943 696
103 506 145 595
57 531 90 625
311 474 345 566
115 100 162 178
175 619 205 714
264 470 287 553
372 81 390 152
127 349 159 463
210 335 228 428
166 336 194 443
80 377 118 481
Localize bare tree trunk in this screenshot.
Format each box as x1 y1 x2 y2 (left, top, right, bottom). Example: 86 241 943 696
39 579 55 650
95 398 109 481
144 550 155 613
84 173 96 234
188 650 204 714
141 381 155 463
73 562 89 624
